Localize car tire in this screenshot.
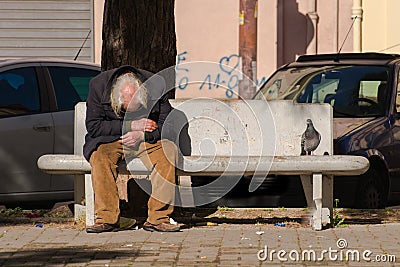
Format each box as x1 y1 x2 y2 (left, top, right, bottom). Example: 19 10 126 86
355 168 387 209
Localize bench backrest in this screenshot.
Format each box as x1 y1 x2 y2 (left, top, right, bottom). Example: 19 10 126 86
74 99 332 157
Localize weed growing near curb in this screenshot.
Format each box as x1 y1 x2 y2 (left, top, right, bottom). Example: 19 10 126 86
332 199 347 227
0 207 24 217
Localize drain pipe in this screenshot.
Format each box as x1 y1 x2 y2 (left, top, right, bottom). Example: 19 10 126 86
307 0 318 54
352 0 363 52
333 0 339 52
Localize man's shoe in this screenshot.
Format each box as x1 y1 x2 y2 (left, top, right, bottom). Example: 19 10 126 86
119 217 137 230
143 221 180 232
86 223 119 233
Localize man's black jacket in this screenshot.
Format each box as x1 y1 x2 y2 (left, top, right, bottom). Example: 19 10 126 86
83 65 172 161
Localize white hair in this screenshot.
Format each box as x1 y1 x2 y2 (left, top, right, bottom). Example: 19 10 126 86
110 72 148 117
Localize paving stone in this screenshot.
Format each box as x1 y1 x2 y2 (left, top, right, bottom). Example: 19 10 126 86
0 221 398 266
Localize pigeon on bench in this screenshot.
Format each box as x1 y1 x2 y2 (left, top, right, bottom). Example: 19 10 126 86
301 119 321 155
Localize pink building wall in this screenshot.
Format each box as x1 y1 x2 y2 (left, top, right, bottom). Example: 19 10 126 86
93 0 356 99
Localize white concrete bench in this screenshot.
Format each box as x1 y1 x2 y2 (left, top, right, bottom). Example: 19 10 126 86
38 99 369 230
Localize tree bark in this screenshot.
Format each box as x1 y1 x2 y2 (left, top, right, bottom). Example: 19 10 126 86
101 0 176 97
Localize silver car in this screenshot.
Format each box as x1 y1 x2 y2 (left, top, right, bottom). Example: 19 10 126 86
0 58 100 207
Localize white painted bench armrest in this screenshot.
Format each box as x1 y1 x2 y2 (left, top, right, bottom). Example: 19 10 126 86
37 154 148 175
269 155 369 176
38 155 90 175
38 154 369 176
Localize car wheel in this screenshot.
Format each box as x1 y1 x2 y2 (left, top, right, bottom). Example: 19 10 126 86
355 168 387 209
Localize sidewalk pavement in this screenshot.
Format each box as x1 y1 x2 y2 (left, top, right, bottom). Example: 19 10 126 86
0 219 399 266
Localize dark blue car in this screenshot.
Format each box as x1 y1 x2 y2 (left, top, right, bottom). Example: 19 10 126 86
254 53 400 208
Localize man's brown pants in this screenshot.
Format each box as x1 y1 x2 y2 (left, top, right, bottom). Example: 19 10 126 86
89 139 178 225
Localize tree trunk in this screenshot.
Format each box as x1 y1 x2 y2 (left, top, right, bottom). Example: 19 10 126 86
101 0 176 97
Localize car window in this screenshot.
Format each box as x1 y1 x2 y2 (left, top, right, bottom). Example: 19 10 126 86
256 65 389 117
0 67 40 117
48 67 99 111
295 72 339 104
297 66 388 117
254 67 326 100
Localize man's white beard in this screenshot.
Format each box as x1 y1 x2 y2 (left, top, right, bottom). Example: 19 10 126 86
127 86 148 111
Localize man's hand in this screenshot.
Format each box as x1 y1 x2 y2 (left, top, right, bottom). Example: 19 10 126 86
120 131 144 147
130 118 158 132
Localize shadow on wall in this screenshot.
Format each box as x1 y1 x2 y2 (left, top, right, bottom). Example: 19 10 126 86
277 0 314 66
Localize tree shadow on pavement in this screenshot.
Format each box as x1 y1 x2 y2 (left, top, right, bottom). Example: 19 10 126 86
0 245 160 266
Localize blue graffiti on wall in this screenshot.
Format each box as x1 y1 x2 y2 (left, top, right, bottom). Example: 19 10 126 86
176 51 190 91
176 51 266 98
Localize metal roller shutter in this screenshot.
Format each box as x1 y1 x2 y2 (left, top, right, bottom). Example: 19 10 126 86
0 0 93 62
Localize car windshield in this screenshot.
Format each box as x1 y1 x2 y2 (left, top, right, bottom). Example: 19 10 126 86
254 65 389 117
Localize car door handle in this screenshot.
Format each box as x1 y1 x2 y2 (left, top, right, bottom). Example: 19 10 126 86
33 125 52 132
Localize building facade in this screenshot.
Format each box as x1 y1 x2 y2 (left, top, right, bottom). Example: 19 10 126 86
0 0 399 98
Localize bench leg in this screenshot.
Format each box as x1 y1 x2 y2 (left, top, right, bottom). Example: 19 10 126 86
322 174 333 225
313 174 323 230
176 175 195 207
300 175 314 207
85 173 95 226
74 174 87 223
312 174 333 230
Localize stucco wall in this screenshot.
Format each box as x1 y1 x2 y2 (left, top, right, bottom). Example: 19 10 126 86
175 0 241 98
362 0 400 54
92 0 378 99
174 0 356 98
